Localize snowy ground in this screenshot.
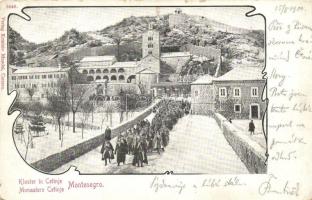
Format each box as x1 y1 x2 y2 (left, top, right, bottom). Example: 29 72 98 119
53 115 249 174
13 111 140 163
231 120 266 149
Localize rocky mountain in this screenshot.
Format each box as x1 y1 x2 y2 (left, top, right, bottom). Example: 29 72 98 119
9 12 264 74
8 26 38 65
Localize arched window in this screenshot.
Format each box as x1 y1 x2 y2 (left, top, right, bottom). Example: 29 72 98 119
103 69 109 73
111 75 117 81
110 68 117 73
96 96 104 105
87 76 94 81
95 76 101 80
118 68 125 73
127 75 136 83
82 69 88 74
119 75 125 81
103 75 109 81
89 69 95 74
96 69 101 73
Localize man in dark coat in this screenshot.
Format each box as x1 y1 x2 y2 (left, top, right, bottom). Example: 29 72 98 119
104 126 112 141
147 131 154 153
126 130 134 154
133 140 144 167
249 120 255 135
141 138 148 164
132 134 141 166
160 125 169 148
153 132 162 154
101 140 114 166
115 138 128 166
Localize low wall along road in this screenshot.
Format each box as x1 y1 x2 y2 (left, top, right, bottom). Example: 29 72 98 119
31 101 160 173
213 113 267 173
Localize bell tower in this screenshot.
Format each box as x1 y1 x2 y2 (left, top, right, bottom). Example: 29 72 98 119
142 23 160 58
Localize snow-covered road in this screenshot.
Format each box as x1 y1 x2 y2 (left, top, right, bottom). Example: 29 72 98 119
53 114 249 174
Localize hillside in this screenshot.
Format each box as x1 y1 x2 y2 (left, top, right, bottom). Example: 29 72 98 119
9 12 264 74
8 26 38 65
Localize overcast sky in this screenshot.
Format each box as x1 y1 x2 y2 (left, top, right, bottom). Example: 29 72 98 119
9 7 264 44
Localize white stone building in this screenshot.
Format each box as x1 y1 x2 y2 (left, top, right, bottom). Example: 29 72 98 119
9 22 221 102
9 65 69 102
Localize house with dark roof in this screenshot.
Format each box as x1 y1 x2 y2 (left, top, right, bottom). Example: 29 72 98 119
191 66 266 119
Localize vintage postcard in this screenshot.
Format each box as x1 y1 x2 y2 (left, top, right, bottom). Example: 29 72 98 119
0 0 311 199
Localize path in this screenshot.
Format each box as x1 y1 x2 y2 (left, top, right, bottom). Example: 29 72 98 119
53 115 249 174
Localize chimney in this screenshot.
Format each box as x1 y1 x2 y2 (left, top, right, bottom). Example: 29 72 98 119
58 63 61 70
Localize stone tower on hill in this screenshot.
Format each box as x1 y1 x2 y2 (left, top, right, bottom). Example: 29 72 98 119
169 8 188 28
142 23 160 58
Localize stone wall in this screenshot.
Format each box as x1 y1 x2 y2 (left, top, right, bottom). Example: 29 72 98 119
168 13 188 28
82 82 140 99
31 101 160 173
160 55 190 72
213 113 267 174
209 21 250 34
191 84 215 115
182 44 221 61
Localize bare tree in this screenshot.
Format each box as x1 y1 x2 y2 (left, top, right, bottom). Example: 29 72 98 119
17 102 45 161
47 79 70 141
67 67 90 133
118 87 138 120
79 101 93 139
14 119 32 161
23 126 34 161
100 108 106 133
106 101 114 127
96 100 111 132
90 102 95 129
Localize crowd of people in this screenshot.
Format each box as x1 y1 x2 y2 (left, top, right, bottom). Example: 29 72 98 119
100 99 191 167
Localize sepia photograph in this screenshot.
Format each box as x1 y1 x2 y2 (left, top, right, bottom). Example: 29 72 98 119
8 6 267 174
